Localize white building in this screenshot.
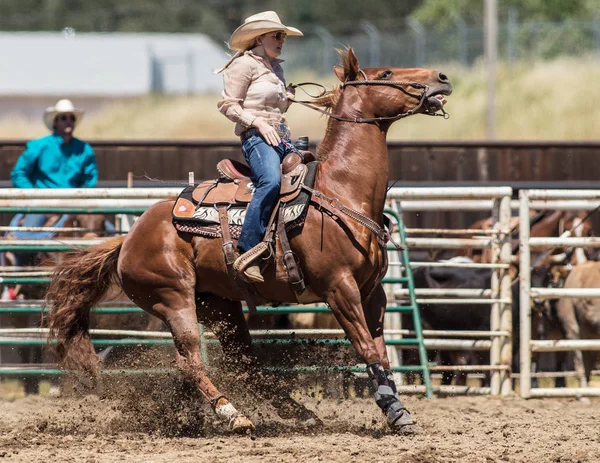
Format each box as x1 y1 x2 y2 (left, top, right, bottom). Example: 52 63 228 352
0 31 227 96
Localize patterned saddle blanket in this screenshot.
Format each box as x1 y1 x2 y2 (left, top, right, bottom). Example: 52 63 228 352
171 161 318 239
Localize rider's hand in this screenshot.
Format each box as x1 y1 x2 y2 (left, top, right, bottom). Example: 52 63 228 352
286 83 296 97
253 118 280 146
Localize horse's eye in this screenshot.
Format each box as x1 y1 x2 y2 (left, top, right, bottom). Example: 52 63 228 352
379 70 393 79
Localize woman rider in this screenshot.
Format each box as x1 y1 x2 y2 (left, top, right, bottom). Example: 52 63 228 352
217 11 303 283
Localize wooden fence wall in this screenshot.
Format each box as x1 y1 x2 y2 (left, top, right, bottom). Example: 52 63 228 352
2 140 600 229
2 140 600 185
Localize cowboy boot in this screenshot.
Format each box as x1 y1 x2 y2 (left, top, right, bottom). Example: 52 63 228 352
233 242 269 284
243 264 264 283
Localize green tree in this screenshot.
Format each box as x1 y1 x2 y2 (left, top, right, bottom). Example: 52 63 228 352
1 0 598 42
411 0 600 26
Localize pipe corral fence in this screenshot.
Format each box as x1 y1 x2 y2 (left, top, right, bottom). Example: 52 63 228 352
3 186 600 398
519 189 600 398
0 186 519 397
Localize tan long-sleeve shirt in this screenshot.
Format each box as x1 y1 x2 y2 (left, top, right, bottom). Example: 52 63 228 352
218 46 292 136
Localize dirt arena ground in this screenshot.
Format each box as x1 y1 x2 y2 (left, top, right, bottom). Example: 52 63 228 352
1 379 599 463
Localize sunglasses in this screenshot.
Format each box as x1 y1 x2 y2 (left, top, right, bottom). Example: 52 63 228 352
57 114 76 122
272 31 287 41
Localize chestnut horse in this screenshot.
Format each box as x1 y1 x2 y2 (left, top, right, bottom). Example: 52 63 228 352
46 49 452 433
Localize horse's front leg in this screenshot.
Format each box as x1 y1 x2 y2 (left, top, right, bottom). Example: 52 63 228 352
363 284 416 430
326 278 415 432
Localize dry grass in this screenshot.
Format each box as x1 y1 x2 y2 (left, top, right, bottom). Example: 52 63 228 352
1 56 599 141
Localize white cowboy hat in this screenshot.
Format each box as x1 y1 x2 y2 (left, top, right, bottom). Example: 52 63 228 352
228 11 303 52
43 99 84 131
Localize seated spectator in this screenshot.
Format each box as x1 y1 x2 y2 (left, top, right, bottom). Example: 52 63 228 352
9 99 98 263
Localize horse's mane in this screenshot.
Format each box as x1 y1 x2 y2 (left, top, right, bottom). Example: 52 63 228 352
310 48 351 110
312 88 340 110
311 49 363 161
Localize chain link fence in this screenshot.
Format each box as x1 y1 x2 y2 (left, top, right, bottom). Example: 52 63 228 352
284 18 600 74
1 18 599 95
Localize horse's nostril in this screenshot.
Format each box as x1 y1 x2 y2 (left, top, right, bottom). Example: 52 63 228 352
438 72 449 82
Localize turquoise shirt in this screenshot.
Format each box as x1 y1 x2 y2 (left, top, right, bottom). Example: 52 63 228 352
10 133 98 188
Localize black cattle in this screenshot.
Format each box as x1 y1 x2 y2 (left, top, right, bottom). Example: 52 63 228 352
411 261 562 388
412 263 492 386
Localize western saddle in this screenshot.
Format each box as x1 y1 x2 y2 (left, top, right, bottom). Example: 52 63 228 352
172 144 316 312
191 150 313 207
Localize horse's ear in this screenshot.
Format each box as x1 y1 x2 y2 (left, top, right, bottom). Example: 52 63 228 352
334 47 360 82
346 48 360 78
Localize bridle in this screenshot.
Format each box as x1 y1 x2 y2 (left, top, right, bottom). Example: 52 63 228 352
289 69 449 124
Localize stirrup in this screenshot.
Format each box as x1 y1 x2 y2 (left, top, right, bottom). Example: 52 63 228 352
233 242 269 274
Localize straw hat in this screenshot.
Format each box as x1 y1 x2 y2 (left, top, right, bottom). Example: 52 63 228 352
228 11 303 52
43 99 84 131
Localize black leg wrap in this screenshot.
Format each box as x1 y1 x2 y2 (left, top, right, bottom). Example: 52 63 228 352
368 363 416 429
385 368 398 394
386 400 415 428
367 362 400 410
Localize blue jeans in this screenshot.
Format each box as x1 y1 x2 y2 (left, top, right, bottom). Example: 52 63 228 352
11 214 48 267
237 133 293 253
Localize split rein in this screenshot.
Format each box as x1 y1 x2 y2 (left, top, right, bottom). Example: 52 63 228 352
288 69 449 124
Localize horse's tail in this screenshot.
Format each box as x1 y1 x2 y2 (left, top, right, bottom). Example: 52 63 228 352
45 235 126 375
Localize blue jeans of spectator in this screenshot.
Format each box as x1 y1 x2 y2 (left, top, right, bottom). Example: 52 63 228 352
12 214 48 267
238 132 293 254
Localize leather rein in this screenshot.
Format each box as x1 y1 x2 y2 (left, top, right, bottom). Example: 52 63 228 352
289 69 449 124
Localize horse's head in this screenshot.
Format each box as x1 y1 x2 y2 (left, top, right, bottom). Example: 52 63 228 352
332 48 453 126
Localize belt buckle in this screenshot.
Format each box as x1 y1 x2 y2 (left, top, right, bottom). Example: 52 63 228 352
243 129 256 140
276 124 291 140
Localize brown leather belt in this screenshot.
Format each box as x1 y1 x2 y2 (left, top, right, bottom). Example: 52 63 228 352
240 128 260 141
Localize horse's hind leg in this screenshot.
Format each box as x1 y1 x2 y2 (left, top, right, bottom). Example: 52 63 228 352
196 293 321 425
195 293 252 366
165 304 255 433
127 284 254 433
330 281 415 432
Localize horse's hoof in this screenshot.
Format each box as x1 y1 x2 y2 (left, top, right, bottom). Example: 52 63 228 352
299 415 324 428
393 424 419 435
386 401 416 431
297 408 323 427
271 396 322 426
229 414 256 434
